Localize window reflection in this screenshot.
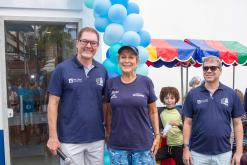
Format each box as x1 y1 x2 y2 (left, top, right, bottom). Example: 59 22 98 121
5 22 77 165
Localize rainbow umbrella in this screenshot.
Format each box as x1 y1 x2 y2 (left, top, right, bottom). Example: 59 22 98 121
184 39 247 88
146 39 197 100
184 39 247 66
146 39 197 68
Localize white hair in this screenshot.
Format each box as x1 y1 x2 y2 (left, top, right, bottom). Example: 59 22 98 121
189 76 201 87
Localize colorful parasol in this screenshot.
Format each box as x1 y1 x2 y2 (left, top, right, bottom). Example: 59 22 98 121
184 39 247 66
146 39 198 101
146 39 197 68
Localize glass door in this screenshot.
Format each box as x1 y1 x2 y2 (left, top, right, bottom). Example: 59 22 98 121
5 21 78 165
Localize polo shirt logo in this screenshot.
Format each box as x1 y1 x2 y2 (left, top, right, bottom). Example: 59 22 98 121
197 99 208 104
68 78 83 83
110 89 119 99
132 93 145 97
96 77 104 86
221 98 229 106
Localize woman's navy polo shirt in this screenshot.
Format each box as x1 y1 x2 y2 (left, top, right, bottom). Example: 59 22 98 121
106 75 157 151
48 56 108 143
183 83 245 155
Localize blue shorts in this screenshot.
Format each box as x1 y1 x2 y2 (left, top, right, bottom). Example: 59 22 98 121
109 148 155 165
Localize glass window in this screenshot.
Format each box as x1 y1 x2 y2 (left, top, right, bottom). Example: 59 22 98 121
5 21 78 165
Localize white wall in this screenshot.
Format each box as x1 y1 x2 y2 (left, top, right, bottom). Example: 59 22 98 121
126 0 247 106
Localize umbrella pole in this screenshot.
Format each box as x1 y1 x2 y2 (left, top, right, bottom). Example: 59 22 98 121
233 65 235 89
186 66 189 95
181 65 184 103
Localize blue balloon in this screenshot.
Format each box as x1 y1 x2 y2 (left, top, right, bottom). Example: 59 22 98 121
103 23 124 46
93 0 111 17
108 71 119 78
138 30 151 47
123 14 143 32
104 147 111 165
108 43 122 63
136 64 149 76
110 0 129 7
94 16 110 32
103 59 117 73
137 46 149 64
106 48 110 59
121 31 140 47
126 2 140 14
84 0 95 9
108 4 127 24
93 10 101 17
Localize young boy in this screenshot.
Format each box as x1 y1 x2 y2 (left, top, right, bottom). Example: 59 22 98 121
156 87 183 165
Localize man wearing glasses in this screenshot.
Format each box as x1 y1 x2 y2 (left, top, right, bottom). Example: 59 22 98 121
47 27 108 165
182 56 244 165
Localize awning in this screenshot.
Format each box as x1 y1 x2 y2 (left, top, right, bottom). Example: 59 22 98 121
184 39 247 66
146 39 198 101
146 39 197 68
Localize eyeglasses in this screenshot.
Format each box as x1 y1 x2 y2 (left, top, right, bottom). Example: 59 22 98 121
203 66 220 72
79 39 98 47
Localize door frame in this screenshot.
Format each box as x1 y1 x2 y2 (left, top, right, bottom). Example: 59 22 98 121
0 16 82 165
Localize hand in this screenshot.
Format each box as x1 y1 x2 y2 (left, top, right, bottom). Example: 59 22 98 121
183 148 192 165
47 137 61 155
161 133 167 138
169 120 178 126
231 151 242 165
151 135 160 155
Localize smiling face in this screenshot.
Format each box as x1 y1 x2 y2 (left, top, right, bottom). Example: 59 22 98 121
203 57 222 84
163 94 176 108
76 31 99 60
118 49 139 74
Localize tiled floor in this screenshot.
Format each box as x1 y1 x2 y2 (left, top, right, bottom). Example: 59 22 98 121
10 143 60 165
11 155 59 165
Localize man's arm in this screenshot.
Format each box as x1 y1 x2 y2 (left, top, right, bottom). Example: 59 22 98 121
183 117 193 165
148 102 160 155
47 94 60 155
231 117 243 165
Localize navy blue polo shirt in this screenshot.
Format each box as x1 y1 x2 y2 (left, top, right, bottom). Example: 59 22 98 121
48 56 108 143
183 83 245 155
106 75 157 151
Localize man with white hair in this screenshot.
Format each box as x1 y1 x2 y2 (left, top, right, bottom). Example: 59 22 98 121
189 76 201 89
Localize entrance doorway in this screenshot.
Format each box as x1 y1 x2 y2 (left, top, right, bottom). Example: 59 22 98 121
5 21 78 165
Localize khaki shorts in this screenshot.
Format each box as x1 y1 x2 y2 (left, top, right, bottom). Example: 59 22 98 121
60 140 104 165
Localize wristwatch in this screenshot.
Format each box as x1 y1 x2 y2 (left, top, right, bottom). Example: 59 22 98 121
183 144 189 149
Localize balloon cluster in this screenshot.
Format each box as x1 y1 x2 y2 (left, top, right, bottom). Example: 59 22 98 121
84 0 151 77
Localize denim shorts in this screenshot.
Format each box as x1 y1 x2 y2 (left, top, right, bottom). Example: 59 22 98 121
109 148 156 165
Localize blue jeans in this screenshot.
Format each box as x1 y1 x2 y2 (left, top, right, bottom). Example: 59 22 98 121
109 148 156 165
191 150 232 165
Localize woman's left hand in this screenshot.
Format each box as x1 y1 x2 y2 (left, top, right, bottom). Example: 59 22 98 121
151 135 160 155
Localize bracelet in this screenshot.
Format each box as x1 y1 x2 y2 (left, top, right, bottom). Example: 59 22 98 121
154 133 160 137
183 144 189 148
